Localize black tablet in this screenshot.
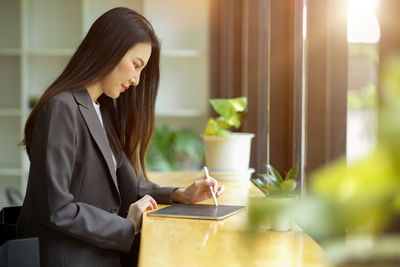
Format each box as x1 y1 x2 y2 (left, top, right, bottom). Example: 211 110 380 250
147 204 245 220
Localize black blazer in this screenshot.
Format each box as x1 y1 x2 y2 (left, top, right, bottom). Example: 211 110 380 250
17 89 177 267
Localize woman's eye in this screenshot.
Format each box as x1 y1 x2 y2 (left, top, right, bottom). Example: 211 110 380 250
133 63 139 69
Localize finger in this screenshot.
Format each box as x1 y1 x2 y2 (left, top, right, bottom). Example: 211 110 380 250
149 197 158 210
216 185 224 197
198 178 214 188
209 177 218 192
140 195 151 203
128 203 135 212
137 197 148 207
142 195 157 209
200 175 217 189
141 201 153 212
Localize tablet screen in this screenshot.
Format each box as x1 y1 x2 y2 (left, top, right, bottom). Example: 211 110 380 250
147 204 245 220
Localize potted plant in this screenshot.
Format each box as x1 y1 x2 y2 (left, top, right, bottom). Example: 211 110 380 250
250 164 298 231
28 95 39 109
146 124 204 171
202 97 255 180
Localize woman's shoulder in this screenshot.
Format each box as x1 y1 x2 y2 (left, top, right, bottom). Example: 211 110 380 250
46 89 92 112
38 91 82 120
47 91 77 107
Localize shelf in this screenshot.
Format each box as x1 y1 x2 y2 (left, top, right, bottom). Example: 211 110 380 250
145 0 209 51
0 117 21 169
27 49 76 56
155 108 204 118
26 0 82 50
0 168 21 176
28 55 71 97
162 49 206 58
0 174 21 208
0 55 21 109
0 0 20 49
0 109 21 117
83 0 144 34
157 56 208 112
0 49 21 56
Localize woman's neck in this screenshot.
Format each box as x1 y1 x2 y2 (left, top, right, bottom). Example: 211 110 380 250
86 83 103 103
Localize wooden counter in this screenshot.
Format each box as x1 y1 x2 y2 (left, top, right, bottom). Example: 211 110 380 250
139 171 330 267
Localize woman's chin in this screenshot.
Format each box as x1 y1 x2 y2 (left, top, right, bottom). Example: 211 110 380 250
105 91 122 99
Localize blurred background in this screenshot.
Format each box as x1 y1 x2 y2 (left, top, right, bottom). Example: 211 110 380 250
346 0 379 164
3 1 400 265
0 0 397 221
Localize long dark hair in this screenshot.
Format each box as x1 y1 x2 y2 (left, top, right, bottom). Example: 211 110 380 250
21 7 160 181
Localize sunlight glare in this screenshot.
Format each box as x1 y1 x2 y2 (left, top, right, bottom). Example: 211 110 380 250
347 0 380 43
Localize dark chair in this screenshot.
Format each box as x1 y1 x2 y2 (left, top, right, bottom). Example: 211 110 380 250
0 206 21 246
0 206 40 267
0 237 40 267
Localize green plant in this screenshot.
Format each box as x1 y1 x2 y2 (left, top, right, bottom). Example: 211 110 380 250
250 164 298 197
348 83 378 109
203 96 247 136
145 124 204 171
28 95 39 108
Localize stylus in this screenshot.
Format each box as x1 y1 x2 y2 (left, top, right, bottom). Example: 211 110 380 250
203 166 218 208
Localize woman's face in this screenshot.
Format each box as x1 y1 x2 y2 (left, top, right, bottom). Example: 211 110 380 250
100 42 152 99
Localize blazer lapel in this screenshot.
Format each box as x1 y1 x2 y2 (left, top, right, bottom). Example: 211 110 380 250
72 89 120 198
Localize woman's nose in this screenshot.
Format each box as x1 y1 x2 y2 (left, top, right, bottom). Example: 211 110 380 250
129 77 138 86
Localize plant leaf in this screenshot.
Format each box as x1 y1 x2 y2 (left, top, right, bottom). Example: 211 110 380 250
203 118 218 135
210 97 247 119
203 118 231 136
215 117 231 129
250 178 264 189
250 178 269 196
286 164 299 181
265 175 280 187
224 113 243 129
257 173 279 186
280 179 297 194
266 164 283 182
264 185 281 196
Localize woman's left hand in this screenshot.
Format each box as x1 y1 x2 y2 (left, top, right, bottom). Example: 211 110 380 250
172 175 224 204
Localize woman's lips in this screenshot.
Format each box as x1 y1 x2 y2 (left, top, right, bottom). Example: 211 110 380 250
121 84 128 91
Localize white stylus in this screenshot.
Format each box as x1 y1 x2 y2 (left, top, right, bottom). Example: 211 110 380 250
203 166 218 208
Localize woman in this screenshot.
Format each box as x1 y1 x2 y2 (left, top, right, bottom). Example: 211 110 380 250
17 7 224 267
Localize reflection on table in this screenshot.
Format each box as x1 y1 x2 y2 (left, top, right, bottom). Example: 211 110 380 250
139 171 329 267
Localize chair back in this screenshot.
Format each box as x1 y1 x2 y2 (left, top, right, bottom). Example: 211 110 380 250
0 206 21 246
0 237 40 267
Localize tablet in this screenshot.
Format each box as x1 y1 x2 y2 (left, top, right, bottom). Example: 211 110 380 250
147 204 245 220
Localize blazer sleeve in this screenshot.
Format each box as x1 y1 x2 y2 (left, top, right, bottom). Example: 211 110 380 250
137 177 179 204
117 151 179 205
116 154 180 221
30 97 135 253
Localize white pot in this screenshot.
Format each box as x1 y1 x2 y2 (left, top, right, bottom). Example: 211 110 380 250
202 133 255 172
268 197 294 232
270 212 293 231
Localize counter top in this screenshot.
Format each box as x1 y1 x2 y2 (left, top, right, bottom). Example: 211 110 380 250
138 171 329 267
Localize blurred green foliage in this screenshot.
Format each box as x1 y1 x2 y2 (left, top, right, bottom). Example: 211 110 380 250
251 164 298 198
203 97 247 136
348 43 379 109
348 83 378 109
349 43 378 65
248 56 400 249
145 124 204 171
301 56 400 239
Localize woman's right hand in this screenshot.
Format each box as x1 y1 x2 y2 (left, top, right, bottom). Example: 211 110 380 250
126 195 158 235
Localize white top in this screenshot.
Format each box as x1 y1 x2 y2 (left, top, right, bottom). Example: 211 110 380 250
92 101 117 171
